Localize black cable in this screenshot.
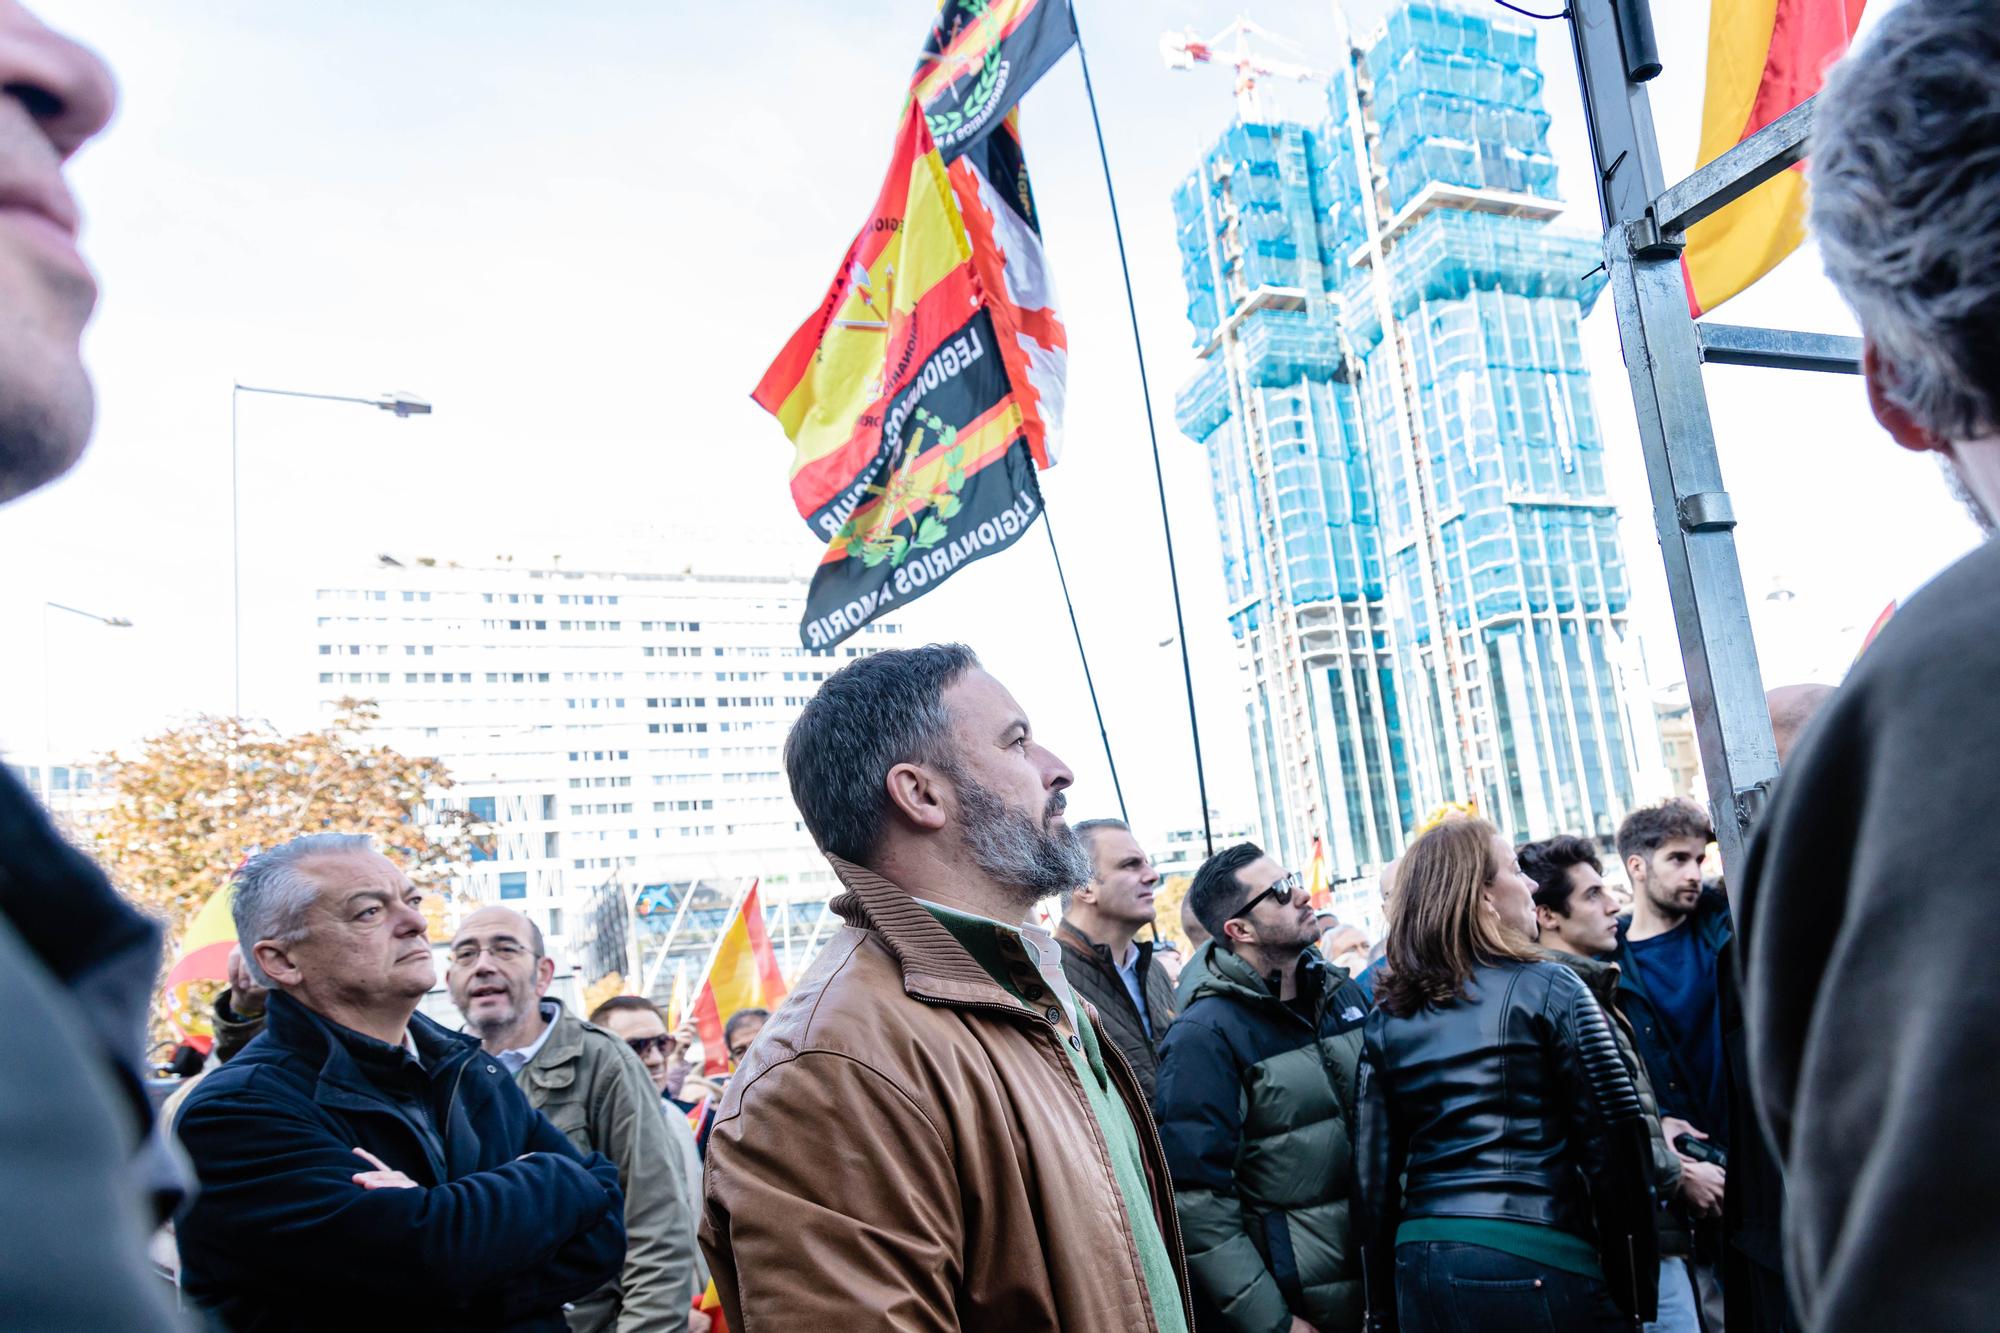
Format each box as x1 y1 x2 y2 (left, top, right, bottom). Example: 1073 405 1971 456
1069 3 1215 858
1493 0 1570 18
1044 513 1128 825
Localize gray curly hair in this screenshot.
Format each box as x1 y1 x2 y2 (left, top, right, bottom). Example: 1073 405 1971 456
1809 0 2000 442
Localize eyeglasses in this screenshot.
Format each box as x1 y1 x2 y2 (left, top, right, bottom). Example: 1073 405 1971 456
449 940 531 965
1231 871 1305 921
625 1034 672 1059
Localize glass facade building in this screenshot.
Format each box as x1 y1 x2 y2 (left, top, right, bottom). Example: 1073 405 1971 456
1173 0 1646 884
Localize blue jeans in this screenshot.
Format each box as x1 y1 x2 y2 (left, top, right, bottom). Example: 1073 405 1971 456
1644 1257 1701 1333
1395 1242 1634 1332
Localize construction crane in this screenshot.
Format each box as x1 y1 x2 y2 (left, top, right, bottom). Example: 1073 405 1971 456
1160 16 1327 120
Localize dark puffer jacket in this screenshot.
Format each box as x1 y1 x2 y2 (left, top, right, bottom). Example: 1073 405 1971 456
1155 942 1371 1332
1056 921 1179 1104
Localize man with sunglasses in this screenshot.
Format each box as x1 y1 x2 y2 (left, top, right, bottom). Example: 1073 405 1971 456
1155 843 1372 1333
449 906 701 1332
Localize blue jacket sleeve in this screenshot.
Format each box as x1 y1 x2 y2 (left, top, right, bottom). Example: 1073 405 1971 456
492 1110 629 1319
177 1071 622 1309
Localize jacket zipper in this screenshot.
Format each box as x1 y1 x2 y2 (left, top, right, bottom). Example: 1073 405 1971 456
947 993 1197 1333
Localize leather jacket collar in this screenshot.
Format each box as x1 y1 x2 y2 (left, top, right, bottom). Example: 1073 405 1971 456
826 856 1029 1013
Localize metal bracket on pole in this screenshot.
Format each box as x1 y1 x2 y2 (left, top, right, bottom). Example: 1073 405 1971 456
1655 97 1814 236
1696 323 1863 374
1677 492 1737 533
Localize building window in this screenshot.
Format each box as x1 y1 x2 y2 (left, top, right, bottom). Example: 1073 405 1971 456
467 796 496 823
498 872 527 900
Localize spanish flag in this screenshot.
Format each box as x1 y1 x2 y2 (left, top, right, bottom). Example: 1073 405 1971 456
753 101 978 541
690 881 787 1075
162 883 238 1039
1682 0 1866 315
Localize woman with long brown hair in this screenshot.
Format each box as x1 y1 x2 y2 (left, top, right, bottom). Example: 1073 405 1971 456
1355 818 1658 1332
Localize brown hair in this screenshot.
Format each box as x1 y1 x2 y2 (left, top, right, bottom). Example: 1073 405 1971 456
589 994 667 1027
1375 817 1539 1018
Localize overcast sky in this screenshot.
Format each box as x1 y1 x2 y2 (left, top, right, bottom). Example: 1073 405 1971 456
0 0 1975 840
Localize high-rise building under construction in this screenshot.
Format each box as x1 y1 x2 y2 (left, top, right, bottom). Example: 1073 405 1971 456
1172 1 1648 889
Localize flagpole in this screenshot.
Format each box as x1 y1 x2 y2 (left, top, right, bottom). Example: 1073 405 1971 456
1069 3 1214 857
1044 511 1127 824
641 876 705 999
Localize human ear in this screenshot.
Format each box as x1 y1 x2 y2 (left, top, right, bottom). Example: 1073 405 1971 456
1864 341 1946 454
884 760 950 833
253 940 301 988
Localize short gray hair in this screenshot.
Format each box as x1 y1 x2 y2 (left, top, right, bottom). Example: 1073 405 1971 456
1810 0 2000 441
232 833 375 987
1063 818 1132 913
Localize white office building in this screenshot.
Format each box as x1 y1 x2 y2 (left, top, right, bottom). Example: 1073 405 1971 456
309 556 898 974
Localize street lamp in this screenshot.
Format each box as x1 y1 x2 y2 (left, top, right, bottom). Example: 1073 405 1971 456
231 381 432 716
42 600 133 805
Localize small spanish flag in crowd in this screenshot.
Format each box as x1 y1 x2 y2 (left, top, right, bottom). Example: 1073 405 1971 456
691 881 788 1075
1682 0 1866 315
695 1278 728 1333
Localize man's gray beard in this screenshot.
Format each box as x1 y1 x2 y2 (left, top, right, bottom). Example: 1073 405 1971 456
1940 453 1997 536
953 774 1091 913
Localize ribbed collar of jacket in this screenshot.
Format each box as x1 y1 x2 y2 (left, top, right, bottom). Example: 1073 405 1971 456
826 854 1032 1012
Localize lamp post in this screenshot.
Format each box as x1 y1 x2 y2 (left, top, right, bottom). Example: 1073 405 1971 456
42 600 133 806
231 382 431 716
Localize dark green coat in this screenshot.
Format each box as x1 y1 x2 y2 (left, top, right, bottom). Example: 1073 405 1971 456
1154 942 1370 1333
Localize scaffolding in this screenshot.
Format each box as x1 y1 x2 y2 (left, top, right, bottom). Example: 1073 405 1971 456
1563 1 1862 888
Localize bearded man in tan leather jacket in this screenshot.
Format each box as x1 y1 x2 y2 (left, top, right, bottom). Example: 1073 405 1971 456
699 643 1194 1332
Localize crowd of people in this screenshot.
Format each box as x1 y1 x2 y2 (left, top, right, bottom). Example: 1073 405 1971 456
5 0 2000 1328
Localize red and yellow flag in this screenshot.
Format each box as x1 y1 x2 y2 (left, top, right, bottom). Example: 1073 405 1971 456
753 102 978 542
691 881 787 1075
162 883 238 1039
695 1279 729 1333
1682 0 1866 315
1308 835 1330 910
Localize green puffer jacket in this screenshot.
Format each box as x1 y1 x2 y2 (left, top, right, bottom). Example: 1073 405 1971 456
1155 942 1371 1333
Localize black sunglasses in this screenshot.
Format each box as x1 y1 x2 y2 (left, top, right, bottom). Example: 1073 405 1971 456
625 1034 672 1059
1232 871 1305 921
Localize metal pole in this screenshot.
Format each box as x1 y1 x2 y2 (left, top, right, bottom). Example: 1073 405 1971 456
39 602 52 805
1043 514 1128 824
1071 5 1214 856
1565 0 1779 891
231 383 242 717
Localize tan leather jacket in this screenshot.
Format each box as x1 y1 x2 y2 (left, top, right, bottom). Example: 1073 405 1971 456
700 857 1195 1332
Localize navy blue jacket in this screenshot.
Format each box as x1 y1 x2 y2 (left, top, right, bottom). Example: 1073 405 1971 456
176 991 627 1331
1613 886 1733 1138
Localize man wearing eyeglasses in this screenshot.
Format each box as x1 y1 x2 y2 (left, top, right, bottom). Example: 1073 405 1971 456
449 906 701 1332
1155 842 1372 1333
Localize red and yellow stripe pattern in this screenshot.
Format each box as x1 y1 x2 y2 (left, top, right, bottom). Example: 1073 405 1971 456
1682 0 1866 315
753 102 974 529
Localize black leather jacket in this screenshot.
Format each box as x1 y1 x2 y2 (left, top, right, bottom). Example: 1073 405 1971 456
1357 960 1658 1328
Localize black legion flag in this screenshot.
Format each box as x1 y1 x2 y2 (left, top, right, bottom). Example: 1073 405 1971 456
798 300 1045 651
768 2 1077 649
910 0 1075 164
